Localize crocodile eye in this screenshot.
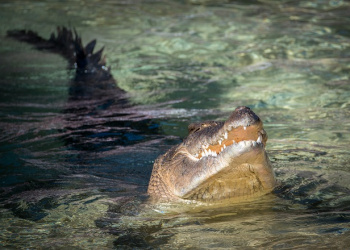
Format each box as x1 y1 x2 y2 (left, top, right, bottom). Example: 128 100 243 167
188 123 202 134
188 121 218 135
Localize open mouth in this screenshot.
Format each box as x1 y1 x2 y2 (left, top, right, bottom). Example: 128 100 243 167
194 124 267 159
147 106 275 202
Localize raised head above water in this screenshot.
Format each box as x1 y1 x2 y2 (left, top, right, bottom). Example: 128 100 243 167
148 106 276 202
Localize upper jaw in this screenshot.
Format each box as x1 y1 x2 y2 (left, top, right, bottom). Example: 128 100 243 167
193 132 266 161
188 107 267 160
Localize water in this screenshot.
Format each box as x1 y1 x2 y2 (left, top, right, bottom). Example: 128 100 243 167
0 0 350 248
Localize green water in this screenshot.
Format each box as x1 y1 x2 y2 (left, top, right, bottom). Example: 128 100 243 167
0 0 350 248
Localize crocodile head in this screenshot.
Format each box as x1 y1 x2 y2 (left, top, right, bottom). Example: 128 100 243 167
148 106 276 202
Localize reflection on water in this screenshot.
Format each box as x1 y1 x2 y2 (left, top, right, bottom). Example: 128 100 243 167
0 0 350 248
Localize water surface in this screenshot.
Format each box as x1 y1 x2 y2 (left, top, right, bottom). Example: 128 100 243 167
0 0 350 248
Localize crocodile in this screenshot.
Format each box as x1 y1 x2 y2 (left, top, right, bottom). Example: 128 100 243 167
7 28 275 204
148 106 276 202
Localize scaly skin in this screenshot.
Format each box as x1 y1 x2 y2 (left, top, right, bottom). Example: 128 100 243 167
148 106 276 202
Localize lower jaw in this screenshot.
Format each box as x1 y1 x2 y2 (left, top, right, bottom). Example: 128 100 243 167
184 166 270 201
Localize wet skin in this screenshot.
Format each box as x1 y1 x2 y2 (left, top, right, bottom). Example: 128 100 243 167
148 106 276 202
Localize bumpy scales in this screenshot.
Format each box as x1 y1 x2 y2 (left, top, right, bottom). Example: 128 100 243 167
148 106 276 202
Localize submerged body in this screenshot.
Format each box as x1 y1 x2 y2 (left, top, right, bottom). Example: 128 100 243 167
148 106 276 202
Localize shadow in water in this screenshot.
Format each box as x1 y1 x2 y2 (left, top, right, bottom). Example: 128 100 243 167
3 27 177 225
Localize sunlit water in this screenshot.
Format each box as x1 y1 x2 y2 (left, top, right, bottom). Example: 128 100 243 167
0 0 350 248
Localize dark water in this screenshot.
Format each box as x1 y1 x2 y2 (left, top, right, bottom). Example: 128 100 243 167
1 0 350 248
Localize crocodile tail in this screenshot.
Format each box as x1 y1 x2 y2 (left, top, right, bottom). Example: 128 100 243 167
7 26 110 75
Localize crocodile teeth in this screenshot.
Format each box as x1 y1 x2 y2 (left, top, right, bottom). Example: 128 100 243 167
257 135 262 143
196 128 265 159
